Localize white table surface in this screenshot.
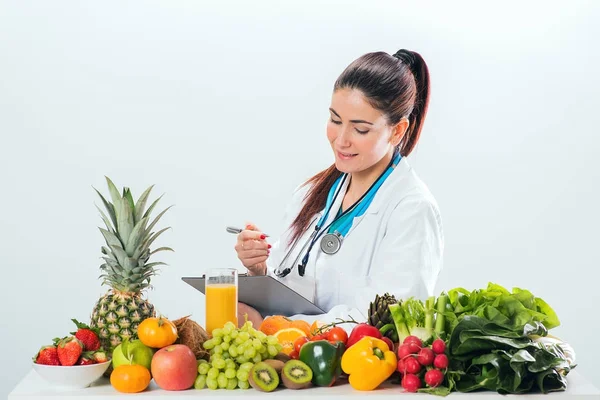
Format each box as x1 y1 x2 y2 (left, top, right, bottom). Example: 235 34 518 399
9 369 600 399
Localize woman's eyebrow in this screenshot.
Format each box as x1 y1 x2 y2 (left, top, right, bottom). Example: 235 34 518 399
329 108 373 125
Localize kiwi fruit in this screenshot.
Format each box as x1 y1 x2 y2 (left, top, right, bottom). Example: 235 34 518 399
274 352 291 363
263 359 285 375
281 360 313 390
248 362 280 392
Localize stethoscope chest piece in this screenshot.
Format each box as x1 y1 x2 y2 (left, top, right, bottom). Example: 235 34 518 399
320 232 342 255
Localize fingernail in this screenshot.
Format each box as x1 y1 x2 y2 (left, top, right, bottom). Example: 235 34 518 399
260 234 266 240
267 244 272 249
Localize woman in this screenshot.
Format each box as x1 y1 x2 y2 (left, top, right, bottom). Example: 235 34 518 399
235 49 444 329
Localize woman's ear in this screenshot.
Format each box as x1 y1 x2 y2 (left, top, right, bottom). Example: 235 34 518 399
390 118 409 147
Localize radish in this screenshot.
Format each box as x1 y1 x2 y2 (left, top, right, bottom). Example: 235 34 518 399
417 347 435 366
434 353 449 369
403 336 422 353
397 358 406 375
425 369 445 387
397 344 417 360
404 356 421 374
432 339 446 354
403 335 423 347
401 373 422 392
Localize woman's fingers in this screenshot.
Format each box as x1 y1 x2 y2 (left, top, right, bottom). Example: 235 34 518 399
243 255 268 267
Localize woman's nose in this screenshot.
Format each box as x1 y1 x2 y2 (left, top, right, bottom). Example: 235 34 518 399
336 126 352 146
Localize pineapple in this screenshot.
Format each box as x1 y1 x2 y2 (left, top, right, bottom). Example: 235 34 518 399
90 177 173 351
368 293 399 342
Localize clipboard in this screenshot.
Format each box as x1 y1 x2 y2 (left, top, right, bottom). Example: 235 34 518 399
182 274 325 317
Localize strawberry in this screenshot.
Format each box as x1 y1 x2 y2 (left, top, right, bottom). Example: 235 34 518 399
33 346 60 365
56 336 84 366
71 319 101 351
91 350 108 363
77 352 97 365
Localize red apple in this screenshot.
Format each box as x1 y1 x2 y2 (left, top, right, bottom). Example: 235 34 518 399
151 344 197 391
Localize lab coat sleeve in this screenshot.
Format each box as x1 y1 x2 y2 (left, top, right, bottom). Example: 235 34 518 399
285 195 444 332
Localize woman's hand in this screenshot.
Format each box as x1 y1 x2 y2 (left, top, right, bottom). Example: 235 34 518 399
234 223 270 276
238 302 263 328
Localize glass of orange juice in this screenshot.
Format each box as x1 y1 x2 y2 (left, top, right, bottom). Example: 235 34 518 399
205 268 238 335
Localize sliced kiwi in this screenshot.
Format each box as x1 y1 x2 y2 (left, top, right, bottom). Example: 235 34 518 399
249 362 280 392
282 360 313 390
274 352 291 363
263 359 285 375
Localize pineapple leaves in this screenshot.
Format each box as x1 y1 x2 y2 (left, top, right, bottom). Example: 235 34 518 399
125 216 149 256
142 194 164 221
94 188 118 230
134 185 154 224
145 206 173 237
150 247 174 255
105 176 122 209
123 188 135 217
96 205 115 233
99 228 124 249
117 197 134 247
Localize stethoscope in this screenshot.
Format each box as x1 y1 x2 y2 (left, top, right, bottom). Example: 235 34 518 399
274 150 402 279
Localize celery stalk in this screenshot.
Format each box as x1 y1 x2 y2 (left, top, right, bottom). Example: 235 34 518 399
389 303 410 342
435 293 448 334
425 296 435 335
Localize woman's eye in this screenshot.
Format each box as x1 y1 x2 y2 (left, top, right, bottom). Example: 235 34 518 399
355 128 369 134
330 118 342 125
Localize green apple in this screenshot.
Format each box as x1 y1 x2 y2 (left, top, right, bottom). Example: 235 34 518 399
112 339 155 370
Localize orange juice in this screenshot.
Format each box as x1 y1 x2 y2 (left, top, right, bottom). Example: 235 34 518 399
205 284 238 334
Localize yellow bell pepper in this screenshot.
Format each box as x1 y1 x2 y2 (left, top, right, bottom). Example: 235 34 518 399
341 336 397 391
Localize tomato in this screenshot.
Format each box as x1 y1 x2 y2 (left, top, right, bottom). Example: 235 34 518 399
293 336 309 353
310 334 326 341
288 350 299 360
326 327 348 346
137 317 178 349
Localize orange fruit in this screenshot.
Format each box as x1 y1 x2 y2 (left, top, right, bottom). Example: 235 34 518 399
259 315 291 335
290 319 311 337
310 320 328 336
274 328 308 355
137 316 178 349
110 364 151 393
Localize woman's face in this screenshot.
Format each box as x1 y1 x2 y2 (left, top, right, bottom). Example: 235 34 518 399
326 88 404 174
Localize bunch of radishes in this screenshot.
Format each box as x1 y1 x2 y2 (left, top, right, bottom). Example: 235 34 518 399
396 336 448 393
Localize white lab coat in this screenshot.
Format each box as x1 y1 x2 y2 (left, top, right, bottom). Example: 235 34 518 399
265 156 444 330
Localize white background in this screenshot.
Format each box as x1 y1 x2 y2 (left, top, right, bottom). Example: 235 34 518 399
1 0 599 396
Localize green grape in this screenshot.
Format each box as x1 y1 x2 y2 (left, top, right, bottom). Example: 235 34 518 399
203 339 216 350
198 363 210 375
258 345 266 353
213 358 226 370
197 359 208 366
194 374 207 390
255 331 267 341
239 362 254 372
225 368 237 379
236 369 249 382
226 359 236 369
222 352 231 360
207 367 219 380
239 332 250 342
213 328 225 337
223 335 232 343
238 379 250 389
221 342 230 351
252 354 262 363
234 336 244 345
228 346 238 358
227 377 238 390
225 321 237 331
211 353 222 361
267 345 278 357
276 343 283 351
212 336 223 345
259 350 268 360
237 344 246 354
244 348 256 359
206 377 218 390
230 330 239 339
217 372 228 389
222 326 232 336
252 338 262 350
213 346 224 355
266 336 279 345
247 327 258 337
235 356 247 364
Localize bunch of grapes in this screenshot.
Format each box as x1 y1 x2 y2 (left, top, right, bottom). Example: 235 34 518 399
195 321 283 390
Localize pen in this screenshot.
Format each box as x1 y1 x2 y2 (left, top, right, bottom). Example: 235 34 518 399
226 226 270 237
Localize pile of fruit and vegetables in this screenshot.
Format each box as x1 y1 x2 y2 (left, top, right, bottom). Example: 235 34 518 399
32 177 577 395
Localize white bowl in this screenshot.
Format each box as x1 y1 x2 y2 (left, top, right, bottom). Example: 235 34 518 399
33 361 111 389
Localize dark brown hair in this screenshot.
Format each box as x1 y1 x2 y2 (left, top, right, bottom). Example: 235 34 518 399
288 49 431 245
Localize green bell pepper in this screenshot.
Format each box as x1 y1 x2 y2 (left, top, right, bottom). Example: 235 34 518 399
298 340 345 387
